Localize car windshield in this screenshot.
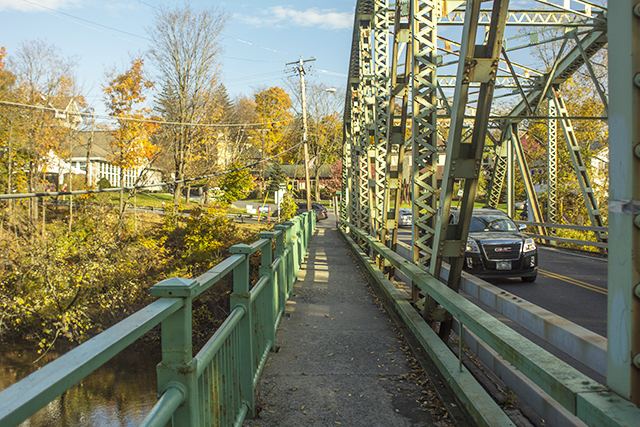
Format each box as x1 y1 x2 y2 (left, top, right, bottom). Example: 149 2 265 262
469 215 517 232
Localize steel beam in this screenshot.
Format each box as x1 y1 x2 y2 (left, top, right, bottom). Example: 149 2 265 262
357 19 374 234
487 131 509 208
551 87 605 241
429 0 511 338
510 123 546 236
607 0 640 405
547 99 558 224
438 9 602 27
381 0 411 251
411 0 439 267
373 0 390 237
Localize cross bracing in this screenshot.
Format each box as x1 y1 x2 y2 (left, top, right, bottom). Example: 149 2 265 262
341 0 639 410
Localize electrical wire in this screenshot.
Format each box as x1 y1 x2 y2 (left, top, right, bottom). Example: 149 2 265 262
0 141 304 201
0 100 292 128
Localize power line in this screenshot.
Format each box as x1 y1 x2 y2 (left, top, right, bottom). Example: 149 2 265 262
21 0 151 42
0 100 292 128
22 0 280 63
0 141 303 201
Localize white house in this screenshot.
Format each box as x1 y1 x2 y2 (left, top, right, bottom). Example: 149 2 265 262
46 131 165 191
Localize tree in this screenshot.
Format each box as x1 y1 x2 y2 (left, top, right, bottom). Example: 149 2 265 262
149 5 225 210
253 87 293 156
279 192 297 221
219 163 254 203
104 58 158 217
309 113 342 200
5 41 83 228
266 162 287 193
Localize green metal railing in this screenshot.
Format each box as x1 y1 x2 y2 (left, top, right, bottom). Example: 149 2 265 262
0 211 315 427
341 222 640 427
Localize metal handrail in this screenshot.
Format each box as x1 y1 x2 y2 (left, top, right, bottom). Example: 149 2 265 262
515 220 608 233
342 222 639 427
0 211 316 426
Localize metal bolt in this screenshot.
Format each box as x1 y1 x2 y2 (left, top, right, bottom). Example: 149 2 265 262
634 215 640 229
633 354 640 369
634 3 640 18
634 143 640 159
635 282 640 299
634 73 640 89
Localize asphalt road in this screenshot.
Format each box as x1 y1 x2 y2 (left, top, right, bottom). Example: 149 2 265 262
397 229 608 337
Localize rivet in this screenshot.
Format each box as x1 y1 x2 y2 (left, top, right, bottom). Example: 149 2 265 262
634 215 640 229
634 283 640 299
635 73 640 89
633 354 640 369
635 144 640 159
634 3 640 18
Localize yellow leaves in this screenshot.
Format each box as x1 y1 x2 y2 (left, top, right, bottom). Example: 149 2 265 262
15 296 25 305
104 58 159 170
253 87 294 156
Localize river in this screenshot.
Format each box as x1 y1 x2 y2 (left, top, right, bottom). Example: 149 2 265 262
0 347 159 426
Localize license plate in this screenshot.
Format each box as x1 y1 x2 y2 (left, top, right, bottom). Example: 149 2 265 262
496 261 512 271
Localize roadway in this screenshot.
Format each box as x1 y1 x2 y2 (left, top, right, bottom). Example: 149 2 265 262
397 229 608 337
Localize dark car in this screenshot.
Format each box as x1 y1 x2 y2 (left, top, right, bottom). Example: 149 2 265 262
452 208 538 282
296 202 328 220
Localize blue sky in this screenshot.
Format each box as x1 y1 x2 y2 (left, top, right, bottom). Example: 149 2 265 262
0 0 355 115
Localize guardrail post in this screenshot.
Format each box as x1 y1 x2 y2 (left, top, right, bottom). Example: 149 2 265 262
229 244 256 417
296 217 304 267
259 232 277 350
274 226 287 315
281 221 295 294
150 278 199 425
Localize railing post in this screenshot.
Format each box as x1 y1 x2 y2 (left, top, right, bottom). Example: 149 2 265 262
274 226 287 314
150 278 199 425
229 244 256 417
295 217 304 267
281 221 295 296
259 232 277 350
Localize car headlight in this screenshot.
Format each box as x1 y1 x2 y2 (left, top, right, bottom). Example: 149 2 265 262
466 238 480 253
523 238 536 252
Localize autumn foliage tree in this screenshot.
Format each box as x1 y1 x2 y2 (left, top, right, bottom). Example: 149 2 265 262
104 58 158 216
253 87 293 156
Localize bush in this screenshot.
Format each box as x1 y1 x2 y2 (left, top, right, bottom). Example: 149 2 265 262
280 192 297 221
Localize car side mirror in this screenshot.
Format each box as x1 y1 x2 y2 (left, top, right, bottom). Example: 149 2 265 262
518 224 527 231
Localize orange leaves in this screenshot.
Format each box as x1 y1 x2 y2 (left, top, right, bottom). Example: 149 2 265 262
104 58 158 170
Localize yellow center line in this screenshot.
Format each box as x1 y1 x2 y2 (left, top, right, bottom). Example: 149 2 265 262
538 269 607 295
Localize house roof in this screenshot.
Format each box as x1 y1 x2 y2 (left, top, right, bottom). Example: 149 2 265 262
71 131 114 159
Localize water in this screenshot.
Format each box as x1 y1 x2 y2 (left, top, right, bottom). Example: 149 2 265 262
0 347 159 426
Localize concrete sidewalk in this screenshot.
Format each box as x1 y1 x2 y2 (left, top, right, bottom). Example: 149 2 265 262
246 217 449 426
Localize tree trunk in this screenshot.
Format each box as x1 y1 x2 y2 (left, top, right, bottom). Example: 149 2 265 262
85 119 95 187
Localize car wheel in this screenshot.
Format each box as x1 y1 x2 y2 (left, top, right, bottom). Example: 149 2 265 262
521 274 537 283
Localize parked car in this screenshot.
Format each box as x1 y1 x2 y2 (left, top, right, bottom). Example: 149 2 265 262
398 208 412 227
451 208 538 282
296 202 328 220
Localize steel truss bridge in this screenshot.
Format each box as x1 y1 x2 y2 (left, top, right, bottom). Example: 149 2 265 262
0 1 639 426
339 0 638 423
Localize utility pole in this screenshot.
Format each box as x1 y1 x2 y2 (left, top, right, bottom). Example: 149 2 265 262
287 57 315 212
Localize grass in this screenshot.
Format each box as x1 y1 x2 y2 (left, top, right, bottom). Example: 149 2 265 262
96 192 202 210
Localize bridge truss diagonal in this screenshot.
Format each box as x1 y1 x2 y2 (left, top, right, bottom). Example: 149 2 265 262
340 0 640 423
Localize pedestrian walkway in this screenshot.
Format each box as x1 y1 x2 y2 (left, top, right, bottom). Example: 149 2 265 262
246 217 446 426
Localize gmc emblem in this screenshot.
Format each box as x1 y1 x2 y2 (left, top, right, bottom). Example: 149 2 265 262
494 247 512 253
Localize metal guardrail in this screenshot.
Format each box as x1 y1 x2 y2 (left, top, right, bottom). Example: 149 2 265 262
516 221 608 249
0 211 316 426
342 222 639 427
